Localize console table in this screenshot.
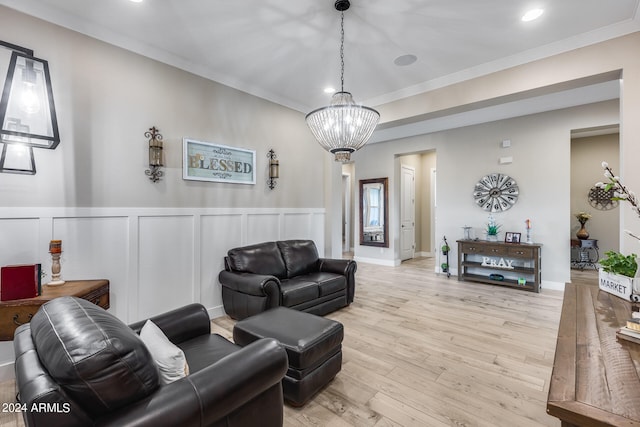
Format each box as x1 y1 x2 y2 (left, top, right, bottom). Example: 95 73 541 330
0 279 109 340
547 281 640 426
457 240 541 292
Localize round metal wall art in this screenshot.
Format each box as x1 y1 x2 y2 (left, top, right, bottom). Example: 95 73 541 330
588 186 618 210
473 173 519 212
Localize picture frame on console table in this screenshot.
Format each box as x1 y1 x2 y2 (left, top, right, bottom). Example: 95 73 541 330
505 232 521 243
183 138 256 184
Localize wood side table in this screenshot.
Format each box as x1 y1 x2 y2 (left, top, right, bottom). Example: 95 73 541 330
0 279 109 340
547 282 640 426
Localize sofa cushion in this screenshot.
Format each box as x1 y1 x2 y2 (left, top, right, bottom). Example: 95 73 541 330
30 296 159 417
227 241 287 279
277 240 320 278
280 279 319 307
178 333 241 373
304 272 346 296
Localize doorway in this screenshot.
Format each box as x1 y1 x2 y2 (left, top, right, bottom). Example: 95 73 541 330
400 164 416 260
397 150 437 261
569 126 620 258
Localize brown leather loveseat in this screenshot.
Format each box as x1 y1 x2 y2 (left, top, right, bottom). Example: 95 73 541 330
13 297 288 427
219 240 356 320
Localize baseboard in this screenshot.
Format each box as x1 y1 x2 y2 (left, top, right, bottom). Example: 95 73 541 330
353 256 400 267
208 305 227 319
0 361 14 381
541 281 565 291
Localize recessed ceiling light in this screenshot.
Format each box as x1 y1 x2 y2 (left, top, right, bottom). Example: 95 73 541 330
130 0 143 3
394 54 418 67
522 8 544 22
323 87 335 94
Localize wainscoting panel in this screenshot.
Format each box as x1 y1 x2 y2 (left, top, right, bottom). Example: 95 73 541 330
0 208 324 322
52 216 129 320
282 213 314 241
0 207 324 378
137 215 195 321
0 218 40 267
200 214 244 318
247 213 280 245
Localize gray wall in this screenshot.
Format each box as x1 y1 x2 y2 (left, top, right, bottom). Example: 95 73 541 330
0 6 326 209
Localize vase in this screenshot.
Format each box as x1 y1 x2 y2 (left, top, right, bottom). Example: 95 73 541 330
487 234 498 242
576 220 589 240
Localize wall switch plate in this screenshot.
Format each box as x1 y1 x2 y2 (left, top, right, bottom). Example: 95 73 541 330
501 139 511 148
499 156 513 164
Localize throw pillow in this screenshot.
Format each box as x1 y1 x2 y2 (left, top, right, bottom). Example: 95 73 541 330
140 320 189 384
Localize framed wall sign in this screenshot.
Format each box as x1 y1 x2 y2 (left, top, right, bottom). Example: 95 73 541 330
183 138 256 184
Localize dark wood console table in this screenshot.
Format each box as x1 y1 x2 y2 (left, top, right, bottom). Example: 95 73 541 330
0 279 109 340
547 281 640 426
457 240 542 292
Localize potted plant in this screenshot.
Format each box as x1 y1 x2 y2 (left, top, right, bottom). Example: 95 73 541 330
574 212 592 240
486 215 500 242
441 244 450 255
598 250 639 300
594 162 640 299
600 251 638 277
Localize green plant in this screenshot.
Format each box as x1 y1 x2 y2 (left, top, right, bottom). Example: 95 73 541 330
441 245 450 253
599 250 638 278
486 214 500 236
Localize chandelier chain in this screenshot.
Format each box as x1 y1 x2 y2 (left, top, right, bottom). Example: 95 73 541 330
340 11 345 92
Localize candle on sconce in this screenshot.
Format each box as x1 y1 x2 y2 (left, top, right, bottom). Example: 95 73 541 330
49 240 62 254
525 219 531 230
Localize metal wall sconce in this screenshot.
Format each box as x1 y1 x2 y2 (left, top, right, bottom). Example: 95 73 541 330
0 40 60 174
267 149 279 190
145 126 163 182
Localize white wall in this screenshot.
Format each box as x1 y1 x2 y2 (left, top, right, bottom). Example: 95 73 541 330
353 100 620 289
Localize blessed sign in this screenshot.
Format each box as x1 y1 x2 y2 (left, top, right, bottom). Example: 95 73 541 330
183 138 256 184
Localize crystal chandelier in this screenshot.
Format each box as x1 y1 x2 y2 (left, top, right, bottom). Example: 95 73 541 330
305 0 380 163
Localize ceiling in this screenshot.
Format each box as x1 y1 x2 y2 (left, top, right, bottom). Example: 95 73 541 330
1 0 638 137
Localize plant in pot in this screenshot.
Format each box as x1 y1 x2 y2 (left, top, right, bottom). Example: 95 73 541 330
598 251 639 299
574 212 592 240
486 215 501 242
600 251 638 278
441 244 450 255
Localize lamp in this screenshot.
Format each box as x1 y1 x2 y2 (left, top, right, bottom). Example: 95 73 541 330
0 41 59 174
305 0 380 163
145 126 164 182
267 149 279 190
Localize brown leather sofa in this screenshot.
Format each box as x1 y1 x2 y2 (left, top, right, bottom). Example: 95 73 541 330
13 297 288 427
219 240 356 320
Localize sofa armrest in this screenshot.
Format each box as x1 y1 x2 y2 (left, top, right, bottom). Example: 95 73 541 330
129 303 211 344
219 270 281 298
319 258 357 304
319 258 356 276
97 338 288 427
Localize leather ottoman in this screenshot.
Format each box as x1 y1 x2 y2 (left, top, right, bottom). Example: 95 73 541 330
233 307 343 406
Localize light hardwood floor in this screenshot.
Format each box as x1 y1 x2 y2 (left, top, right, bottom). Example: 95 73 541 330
0 257 587 427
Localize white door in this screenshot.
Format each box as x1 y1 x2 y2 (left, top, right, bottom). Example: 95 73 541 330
400 165 416 260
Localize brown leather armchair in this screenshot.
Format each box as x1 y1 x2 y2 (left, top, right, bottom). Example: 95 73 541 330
13 297 288 427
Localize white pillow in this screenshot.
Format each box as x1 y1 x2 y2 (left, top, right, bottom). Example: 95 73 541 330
139 320 189 384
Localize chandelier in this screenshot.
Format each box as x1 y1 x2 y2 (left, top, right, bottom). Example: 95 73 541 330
305 0 380 163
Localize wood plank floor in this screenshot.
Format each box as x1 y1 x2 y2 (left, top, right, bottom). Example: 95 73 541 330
0 257 587 427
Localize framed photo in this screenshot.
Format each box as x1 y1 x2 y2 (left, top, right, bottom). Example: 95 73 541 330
505 232 521 243
183 138 255 184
